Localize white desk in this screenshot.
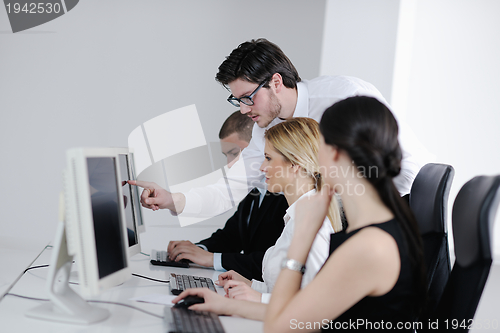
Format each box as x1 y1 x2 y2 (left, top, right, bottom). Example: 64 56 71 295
0 246 264 333
0 235 50 299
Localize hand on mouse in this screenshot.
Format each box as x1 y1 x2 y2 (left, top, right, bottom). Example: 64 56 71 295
172 288 231 314
173 295 204 308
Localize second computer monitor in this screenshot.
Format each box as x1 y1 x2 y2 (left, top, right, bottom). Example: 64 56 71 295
116 149 144 257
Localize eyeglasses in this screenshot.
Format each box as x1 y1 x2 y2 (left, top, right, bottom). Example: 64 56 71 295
227 79 268 107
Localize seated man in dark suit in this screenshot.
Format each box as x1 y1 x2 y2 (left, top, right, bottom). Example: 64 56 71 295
167 111 288 281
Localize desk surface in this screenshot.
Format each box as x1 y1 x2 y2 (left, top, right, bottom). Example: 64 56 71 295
0 235 49 299
0 246 263 333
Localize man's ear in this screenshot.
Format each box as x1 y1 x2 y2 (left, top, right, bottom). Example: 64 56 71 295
270 73 284 94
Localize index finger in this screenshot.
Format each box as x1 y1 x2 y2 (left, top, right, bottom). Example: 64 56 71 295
128 180 154 189
172 288 207 304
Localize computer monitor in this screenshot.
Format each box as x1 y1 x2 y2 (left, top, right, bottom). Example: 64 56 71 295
26 148 131 324
115 148 144 256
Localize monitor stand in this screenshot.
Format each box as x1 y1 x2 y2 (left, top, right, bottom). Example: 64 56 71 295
25 221 110 324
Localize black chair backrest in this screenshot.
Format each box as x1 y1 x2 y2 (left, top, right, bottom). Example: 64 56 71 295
433 175 500 332
410 163 455 235
409 163 454 319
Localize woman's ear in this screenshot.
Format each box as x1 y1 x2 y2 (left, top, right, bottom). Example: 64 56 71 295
290 164 301 174
331 146 340 162
323 143 339 163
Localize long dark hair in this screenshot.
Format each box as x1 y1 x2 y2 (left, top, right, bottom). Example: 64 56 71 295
319 96 427 312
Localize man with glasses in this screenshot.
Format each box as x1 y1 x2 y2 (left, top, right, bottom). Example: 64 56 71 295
133 38 429 221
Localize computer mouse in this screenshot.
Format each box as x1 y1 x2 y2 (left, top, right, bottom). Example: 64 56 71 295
173 295 205 309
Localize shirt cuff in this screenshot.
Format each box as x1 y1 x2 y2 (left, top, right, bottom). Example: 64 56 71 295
251 280 268 293
196 244 208 251
213 253 226 272
181 191 203 215
261 293 271 304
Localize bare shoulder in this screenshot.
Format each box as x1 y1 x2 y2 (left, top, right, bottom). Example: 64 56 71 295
333 226 401 296
354 226 399 257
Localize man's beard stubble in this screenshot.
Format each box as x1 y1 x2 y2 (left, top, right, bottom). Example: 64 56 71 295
260 90 282 128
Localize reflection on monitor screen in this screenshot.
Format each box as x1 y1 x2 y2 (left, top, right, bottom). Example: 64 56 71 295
118 154 139 249
88 157 128 278
116 150 143 256
129 152 145 232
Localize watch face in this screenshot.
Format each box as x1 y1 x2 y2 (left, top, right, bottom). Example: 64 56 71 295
281 258 305 273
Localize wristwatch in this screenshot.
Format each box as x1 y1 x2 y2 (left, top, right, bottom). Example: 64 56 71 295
281 258 306 274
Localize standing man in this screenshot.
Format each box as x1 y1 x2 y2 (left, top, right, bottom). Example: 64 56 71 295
133 38 428 223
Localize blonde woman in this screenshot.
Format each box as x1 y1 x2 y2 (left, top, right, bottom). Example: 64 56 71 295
172 118 342 320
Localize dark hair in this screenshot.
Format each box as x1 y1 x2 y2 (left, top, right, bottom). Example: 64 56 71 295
216 38 301 89
319 96 427 313
219 110 254 142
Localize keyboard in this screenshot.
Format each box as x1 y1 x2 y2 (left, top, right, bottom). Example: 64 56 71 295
165 307 225 333
169 273 217 296
150 250 190 268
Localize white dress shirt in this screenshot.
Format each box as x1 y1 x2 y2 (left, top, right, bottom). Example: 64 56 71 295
251 190 334 303
182 75 430 218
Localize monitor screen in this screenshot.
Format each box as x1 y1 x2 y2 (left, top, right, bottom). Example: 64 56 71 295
117 154 139 249
128 152 145 231
87 157 127 279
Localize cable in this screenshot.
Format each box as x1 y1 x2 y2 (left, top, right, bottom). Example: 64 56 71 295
88 300 164 319
140 252 150 257
23 261 75 274
23 265 49 274
5 293 164 319
21 264 169 284
5 293 48 302
132 273 169 284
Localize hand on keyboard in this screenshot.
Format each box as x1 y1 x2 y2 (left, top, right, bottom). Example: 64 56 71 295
223 280 262 302
167 240 215 267
216 270 251 288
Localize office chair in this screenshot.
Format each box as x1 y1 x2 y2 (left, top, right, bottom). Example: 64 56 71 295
431 175 500 332
409 163 454 317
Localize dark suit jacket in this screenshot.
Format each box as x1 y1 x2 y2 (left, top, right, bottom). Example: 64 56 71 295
197 190 288 281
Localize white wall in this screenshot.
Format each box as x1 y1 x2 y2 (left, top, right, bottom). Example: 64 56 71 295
401 0 500 260
320 0 400 102
0 0 326 253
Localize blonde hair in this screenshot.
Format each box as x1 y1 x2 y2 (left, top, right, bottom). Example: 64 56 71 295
264 117 342 233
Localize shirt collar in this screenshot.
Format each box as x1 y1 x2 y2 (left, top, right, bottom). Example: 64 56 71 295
283 189 316 225
292 81 309 118
256 187 266 206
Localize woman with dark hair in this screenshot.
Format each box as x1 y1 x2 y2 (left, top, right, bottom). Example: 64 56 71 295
263 96 426 332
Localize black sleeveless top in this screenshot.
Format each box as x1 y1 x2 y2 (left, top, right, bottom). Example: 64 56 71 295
322 219 419 332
